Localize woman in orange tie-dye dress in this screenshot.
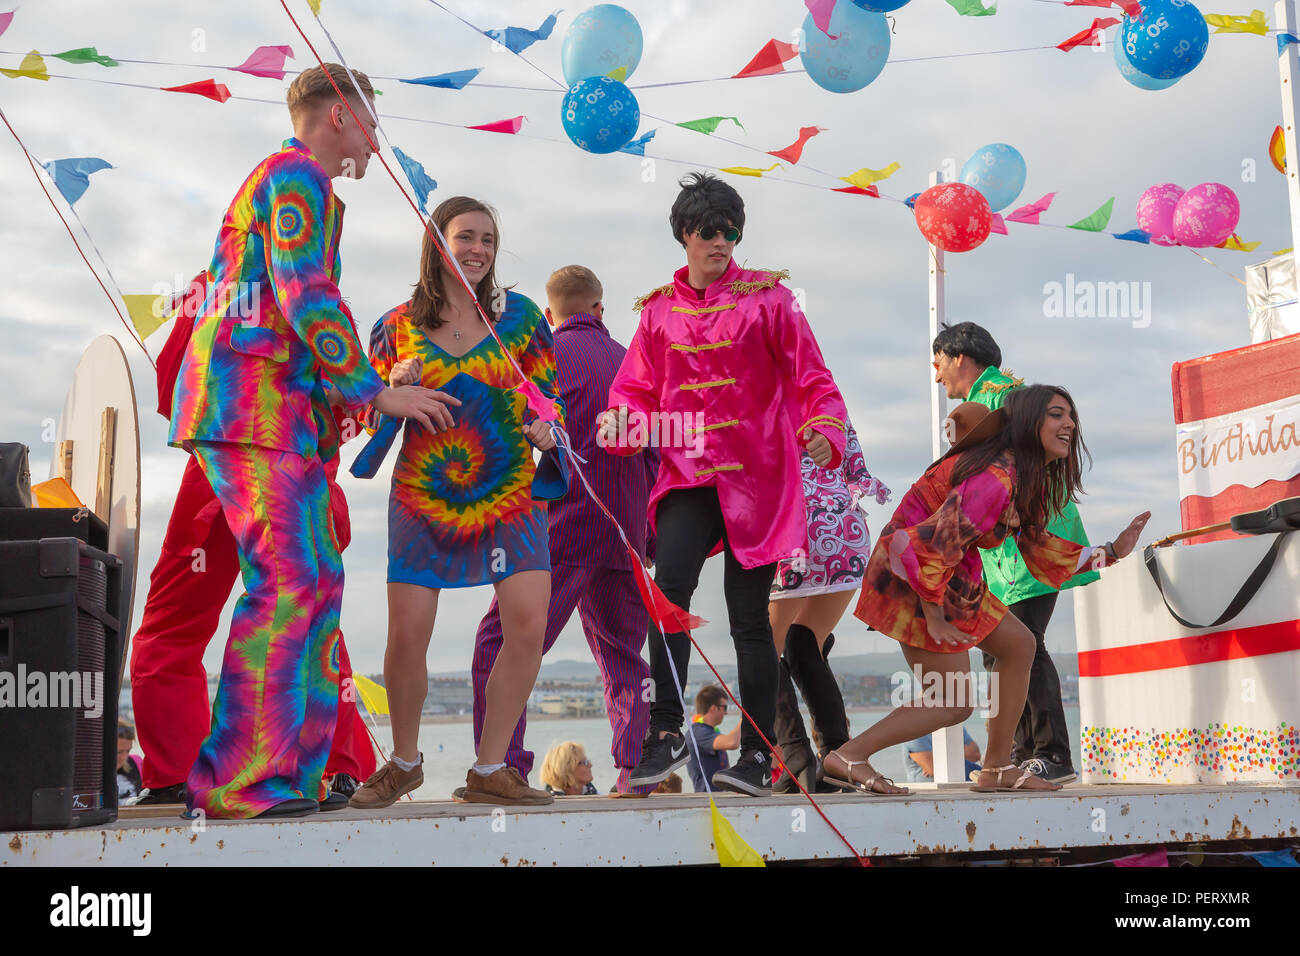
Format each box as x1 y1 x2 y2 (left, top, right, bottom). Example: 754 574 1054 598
822 386 1150 795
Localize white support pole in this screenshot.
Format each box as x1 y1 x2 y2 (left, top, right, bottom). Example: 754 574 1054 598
1277 0 1300 262
926 169 965 787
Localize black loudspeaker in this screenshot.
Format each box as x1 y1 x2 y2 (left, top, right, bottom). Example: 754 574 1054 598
0 507 108 551
0 537 122 830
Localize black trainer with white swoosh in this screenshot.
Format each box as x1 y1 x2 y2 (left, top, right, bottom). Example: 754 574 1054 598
711 750 773 797
627 730 692 787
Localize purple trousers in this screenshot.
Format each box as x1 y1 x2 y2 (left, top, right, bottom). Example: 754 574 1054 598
472 562 650 792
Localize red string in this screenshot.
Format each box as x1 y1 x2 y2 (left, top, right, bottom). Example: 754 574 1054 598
281 0 868 867
0 105 155 368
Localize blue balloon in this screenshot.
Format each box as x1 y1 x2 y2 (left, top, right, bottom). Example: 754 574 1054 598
561 5 643 86
1119 0 1208 81
799 3 891 94
1112 31 1180 91
561 76 640 154
958 144 1026 213
852 0 912 11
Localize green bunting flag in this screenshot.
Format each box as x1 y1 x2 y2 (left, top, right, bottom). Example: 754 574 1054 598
53 47 119 67
945 0 997 15
1068 197 1115 232
677 116 744 134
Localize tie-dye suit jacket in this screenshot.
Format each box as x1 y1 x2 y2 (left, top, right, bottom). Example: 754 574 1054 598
169 138 384 460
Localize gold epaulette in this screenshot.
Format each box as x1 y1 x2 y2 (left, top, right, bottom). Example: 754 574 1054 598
632 283 674 313
727 268 791 296
983 368 1025 393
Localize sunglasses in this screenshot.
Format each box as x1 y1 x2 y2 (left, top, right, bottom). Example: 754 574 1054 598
695 225 741 242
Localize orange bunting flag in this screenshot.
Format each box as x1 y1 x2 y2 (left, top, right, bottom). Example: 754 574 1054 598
467 116 523 134
1057 17 1119 51
0 50 49 81
162 79 231 102
733 38 799 78
1270 125 1287 174
768 126 824 164
720 163 780 177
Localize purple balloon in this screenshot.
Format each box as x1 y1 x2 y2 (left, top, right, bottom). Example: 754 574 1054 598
1136 183 1184 247
1173 183 1241 248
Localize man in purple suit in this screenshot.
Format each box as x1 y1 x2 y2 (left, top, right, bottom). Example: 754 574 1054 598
471 265 658 793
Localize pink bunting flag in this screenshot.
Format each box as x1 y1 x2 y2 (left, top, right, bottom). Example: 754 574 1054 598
1057 16 1119 51
733 38 799 78
515 380 558 422
990 213 1007 235
0 11 13 39
1114 847 1169 867
1066 0 1141 16
1005 192 1056 224
468 115 523 134
768 126 824 164
832 185 879 197
805 0 840 38
161 79 232 103
231 45 294 79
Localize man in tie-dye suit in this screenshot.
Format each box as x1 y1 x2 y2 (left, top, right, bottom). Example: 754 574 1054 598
168 64 457 819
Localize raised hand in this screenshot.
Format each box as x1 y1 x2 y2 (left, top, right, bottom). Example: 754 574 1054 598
372 385 461 432
1111 511 1153 559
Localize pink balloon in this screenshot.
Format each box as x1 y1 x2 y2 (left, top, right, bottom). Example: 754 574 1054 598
1173 183 1240 248
1135 183 1184 247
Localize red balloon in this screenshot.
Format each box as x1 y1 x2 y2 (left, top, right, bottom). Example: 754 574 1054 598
914 182 992 253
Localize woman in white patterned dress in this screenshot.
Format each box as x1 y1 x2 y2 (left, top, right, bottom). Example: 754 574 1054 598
768 419 890 792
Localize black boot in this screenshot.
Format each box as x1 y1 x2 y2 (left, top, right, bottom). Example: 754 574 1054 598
785 625 851 759
773 657 817 794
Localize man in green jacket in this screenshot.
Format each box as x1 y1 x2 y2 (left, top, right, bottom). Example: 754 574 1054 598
932 322 1094 784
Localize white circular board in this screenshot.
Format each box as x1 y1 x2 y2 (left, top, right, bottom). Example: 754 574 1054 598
49 334 141 640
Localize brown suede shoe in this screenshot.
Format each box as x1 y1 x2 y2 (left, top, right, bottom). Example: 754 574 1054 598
460 766 554 806
348 756 424 810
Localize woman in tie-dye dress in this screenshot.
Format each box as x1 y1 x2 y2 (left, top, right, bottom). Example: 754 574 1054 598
767 418 891 791
350 196 565 809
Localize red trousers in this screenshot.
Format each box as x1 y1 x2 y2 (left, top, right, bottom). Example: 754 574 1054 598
129 453 377 789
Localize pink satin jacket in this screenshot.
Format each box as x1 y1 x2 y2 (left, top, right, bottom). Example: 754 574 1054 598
605 260 848 569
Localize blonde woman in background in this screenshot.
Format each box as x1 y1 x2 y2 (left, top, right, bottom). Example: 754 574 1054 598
540 742 599 796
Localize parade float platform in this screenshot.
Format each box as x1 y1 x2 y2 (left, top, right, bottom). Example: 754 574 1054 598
5 785 1299 867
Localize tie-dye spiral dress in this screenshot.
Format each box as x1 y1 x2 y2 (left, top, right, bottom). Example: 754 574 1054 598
368 291 564 588
854 449 1086 654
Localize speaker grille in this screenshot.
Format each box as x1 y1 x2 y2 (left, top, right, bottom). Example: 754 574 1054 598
73 556 107 806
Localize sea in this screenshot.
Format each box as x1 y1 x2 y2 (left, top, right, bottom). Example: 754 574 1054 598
403 706 1085 799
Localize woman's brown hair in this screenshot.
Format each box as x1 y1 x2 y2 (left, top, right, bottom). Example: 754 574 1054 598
408 196 505 329
948 384 1090 538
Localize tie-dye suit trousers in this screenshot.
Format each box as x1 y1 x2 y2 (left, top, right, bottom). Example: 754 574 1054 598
186 440 344 818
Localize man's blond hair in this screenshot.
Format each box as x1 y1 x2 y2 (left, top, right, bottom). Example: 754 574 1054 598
545 265 603 319
287 63 374 125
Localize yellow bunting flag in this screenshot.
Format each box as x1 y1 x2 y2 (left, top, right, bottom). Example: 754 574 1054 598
1221 234 1262 252
719 163 780 178
352 673 390 715
0 50 49 81
308 0 322 14
606 66 628 81
1272 247 1294 256
710 798 765 866
122 293 173 341
1204 10 1268 35
840 162 901 189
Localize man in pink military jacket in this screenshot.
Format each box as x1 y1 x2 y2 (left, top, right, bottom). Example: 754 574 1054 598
598 172 849 796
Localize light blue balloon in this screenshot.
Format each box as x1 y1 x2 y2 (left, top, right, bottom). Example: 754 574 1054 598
561 76 640 154
852 0 912 11
799 3 891 94
561 5 643 86
958 144 1026 213
1112 31 1180 91
1119 0 1208 81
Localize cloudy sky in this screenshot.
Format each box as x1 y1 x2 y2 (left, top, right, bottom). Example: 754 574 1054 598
0 0 1289 681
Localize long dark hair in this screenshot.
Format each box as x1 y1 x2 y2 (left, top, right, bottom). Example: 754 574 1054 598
409 196 505 329
948 384 1090 537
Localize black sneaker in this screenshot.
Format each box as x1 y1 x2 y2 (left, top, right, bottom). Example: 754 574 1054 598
329 773 359 799
1020 757 1077 785
712 751 773 797
134 783 187 805
627 731 691 788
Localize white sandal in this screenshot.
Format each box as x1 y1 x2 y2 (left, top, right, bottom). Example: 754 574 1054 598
823 751 910 796
970 764 1060 793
